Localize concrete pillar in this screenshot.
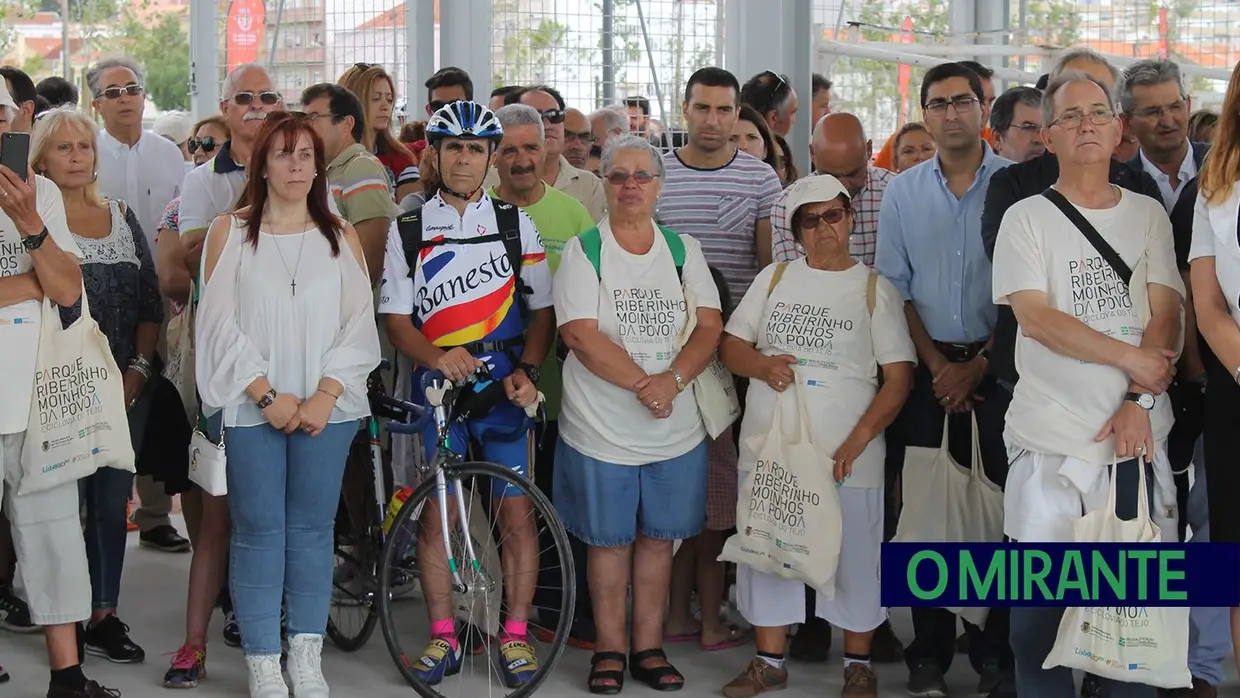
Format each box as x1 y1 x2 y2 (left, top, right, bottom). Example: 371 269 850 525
406 0 436 118
439 0 492 109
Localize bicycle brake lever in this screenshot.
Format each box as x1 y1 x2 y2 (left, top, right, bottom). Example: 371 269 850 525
425 381 452 408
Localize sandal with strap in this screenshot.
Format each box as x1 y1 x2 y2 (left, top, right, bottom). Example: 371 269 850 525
588 651 627 695
629 648 685 692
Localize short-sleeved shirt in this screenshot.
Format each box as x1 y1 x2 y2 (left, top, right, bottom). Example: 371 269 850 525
328 143 400 227
378 193 553 350
488 185 596 420
657 149 782 305
0 175 84 433
1188 186 1240 325
554 223 721 465
725 260 916 488
376 145 420 194
992 189 1184 465
178 140 249 239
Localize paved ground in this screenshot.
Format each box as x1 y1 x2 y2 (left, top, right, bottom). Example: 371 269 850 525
1 516 1237 697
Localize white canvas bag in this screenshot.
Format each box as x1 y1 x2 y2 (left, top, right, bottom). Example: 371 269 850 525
720 382 843 596
894 415 1004 625
676 282 740 439
1042 460 1191 689
20 289 134 495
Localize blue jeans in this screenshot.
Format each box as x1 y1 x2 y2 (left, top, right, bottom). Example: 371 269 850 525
78 378 153 611
225 420 356 655
1187 437 1233 686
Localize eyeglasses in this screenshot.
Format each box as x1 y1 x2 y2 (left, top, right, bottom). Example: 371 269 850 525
98 84 143 100
1008 122 1041 133
538 109 567 125
605 170 658 186
232 91 282 106
428 100 451 113
188 136 219 154
353 62 379 71
287 111 339 122
565 129 595 143
797 207 848 229
1133 102 1186 121
1050 107 1116 131
923 96 980 115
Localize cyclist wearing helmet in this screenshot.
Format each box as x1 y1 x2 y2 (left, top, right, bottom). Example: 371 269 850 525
378 100 554 688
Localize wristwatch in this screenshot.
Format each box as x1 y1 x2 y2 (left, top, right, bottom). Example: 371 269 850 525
256 389 278 410
21 226 49 252
516 363 541 385
1124 392 1155 410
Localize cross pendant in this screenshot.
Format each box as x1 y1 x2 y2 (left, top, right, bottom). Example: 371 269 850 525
291 279 297 296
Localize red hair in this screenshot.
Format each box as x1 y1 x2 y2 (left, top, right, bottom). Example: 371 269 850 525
239 112 342 256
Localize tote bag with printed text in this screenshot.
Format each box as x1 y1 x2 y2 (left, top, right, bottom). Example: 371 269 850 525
1042 460 1191 689
720 382 842 596
20 290 134 495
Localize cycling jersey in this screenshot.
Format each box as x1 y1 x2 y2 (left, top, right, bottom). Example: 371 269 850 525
378 192 553 349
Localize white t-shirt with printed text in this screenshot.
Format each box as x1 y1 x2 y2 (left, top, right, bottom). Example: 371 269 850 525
554 222 721 466
725 260 916 489
0 175 84 434
991 189 1184 465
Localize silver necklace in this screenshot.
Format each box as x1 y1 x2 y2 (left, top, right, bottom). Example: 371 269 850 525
267 216 310 296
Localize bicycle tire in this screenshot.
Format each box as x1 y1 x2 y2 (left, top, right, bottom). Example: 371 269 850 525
326 437 382 652
377 460 576 698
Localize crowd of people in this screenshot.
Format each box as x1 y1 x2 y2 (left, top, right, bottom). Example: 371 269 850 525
0 42 1236 698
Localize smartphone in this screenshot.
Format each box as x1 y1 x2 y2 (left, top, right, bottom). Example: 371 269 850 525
0 132 30 182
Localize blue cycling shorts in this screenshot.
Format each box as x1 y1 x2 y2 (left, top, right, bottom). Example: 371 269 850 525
410 365 532 499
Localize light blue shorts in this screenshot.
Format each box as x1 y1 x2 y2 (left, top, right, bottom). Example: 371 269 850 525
552 437 708 547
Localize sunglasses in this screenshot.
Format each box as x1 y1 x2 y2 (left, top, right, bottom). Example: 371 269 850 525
428 100 450 112
798 208 848 229
353 62 379 71
98 84 144 100
538 109 567 125
188 136 219 154
232 91 282 106
565 129 595 143
605 170 658 186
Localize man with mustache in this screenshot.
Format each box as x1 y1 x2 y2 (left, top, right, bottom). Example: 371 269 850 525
489 102 597 647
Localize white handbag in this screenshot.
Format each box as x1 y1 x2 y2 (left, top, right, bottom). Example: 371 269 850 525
188 421 227 496
676 283 741 438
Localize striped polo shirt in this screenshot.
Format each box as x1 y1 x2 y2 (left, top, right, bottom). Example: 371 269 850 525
656 148 782 303
327 143 400 226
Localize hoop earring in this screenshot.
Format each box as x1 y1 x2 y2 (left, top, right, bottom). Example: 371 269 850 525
90 171 98 183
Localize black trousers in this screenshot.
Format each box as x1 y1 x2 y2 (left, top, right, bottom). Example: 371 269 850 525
886 361 1014 674
532 420 594 631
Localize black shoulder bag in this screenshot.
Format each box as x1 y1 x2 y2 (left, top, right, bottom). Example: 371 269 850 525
1040 187 1132 285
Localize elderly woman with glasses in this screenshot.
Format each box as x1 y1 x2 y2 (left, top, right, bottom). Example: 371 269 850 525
553 133 723 694
719 175 915 698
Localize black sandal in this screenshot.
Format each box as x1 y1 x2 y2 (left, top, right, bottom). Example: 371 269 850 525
629 648 684 692
588 651 627 695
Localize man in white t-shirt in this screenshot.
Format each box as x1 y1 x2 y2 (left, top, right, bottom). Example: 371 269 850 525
991 71 1185 698
0 82 120 698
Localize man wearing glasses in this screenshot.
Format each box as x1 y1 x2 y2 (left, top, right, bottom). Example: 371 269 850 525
991 87 1046 163
874 62 1015 698
992 69 1183 698
562 108 594 170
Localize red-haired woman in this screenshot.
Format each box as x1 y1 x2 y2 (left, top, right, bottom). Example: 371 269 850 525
195 112 381 698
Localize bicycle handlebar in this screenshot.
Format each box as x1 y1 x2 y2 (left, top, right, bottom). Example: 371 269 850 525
371 394 432 435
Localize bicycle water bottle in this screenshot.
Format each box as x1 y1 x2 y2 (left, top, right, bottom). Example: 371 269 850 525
383 487 415 536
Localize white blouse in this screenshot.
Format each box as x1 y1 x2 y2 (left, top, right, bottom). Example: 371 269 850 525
195 215 381 427
1189 185 1240 326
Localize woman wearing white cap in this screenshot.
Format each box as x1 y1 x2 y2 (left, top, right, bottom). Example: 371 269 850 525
718 175 916 698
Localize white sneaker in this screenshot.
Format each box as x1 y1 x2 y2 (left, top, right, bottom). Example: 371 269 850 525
287 634 329 698
246 654 289 698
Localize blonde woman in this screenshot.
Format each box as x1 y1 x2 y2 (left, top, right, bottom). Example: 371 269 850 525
32 106 162 663
337 63 419 201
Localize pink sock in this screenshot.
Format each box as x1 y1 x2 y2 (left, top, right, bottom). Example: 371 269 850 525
503 619 528 640
431 619 457 648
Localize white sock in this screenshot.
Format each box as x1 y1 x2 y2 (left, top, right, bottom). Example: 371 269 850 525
757 653 785 670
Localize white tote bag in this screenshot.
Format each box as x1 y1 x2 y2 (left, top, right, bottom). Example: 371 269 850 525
893 415 1004 625
162 301 197 423
720 383 842 596
676 282 740 438
19 290 135 495
1042 461 1191 689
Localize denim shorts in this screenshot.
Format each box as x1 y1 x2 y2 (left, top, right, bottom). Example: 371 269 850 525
553 437 708 547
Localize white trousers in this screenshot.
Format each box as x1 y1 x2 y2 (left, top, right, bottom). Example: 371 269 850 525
736 485 886 633
0 431 91 626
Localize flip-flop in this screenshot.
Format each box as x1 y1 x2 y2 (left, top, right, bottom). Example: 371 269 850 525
700 625 752 651
663 630 701 643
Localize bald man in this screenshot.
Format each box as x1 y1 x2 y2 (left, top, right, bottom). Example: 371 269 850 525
562 107 593 169
770 112 895 267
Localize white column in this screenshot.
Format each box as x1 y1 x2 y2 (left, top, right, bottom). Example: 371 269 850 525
724 0 812 176
189 0 220 120
405 0 436 118
439 0 492 107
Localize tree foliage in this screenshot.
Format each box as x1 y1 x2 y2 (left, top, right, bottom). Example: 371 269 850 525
116 2 191 111
1023 0 1082 47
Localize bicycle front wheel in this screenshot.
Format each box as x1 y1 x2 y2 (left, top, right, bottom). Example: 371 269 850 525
378 460 576 698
